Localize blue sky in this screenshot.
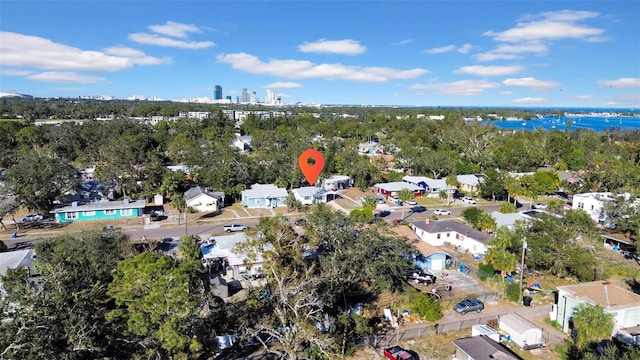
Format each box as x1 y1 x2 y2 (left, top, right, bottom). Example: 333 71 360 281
1 1 639 107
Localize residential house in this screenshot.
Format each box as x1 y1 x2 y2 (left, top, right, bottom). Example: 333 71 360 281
51 199 145 223
452 334 524 360
230 135 252 152
572 192 615 223
411 242 451 271
241 184 288 208
456 174 482 194
291 186 332 205
411 219 491 255
374 182 423 198
0 249 36 293
322 175 353 190
184 186 225 213
490 211 528 230
356 140 383 155
402 176 454 198
201 233 272 280
554 280 640 345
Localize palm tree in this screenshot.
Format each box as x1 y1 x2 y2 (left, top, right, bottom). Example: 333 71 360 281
445 174 460 205
361 196 377 213
397 188 414 220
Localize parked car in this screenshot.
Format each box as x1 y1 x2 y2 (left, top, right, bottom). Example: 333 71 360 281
376 197 385 204
462 196 476 204
21 214 43 222
383 346 418 360
406 200 417 205
223 224 248 232
294 218 307 226
433 209 451 216
453 297 484 315
405 269 437 285
533 202 548 209
376 210 391 218
410 205 426 213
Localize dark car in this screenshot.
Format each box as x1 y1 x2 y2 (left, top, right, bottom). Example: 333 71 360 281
453 298 484 315
410 205 427 213
376 210 391 218
405 269 436 285
294 218 307 226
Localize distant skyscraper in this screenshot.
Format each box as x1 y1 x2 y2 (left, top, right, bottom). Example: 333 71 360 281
241 88 248 103
214 85 222 100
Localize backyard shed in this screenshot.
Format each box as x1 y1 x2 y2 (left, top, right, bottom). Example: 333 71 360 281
471 324 500 343
498 313 544 349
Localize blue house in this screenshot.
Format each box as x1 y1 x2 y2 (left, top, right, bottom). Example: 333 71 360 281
241 184 288 208
412 242 451 271
51 199 145 223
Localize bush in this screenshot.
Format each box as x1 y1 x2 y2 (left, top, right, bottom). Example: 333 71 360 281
477 262 496 281
505 281 520 302
409 291 442 322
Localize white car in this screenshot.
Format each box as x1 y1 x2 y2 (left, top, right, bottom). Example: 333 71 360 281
22 214 44 222
223 224 248 232
533 203 548 209
406 200 417 205
462 197 476 204
433 209 451 216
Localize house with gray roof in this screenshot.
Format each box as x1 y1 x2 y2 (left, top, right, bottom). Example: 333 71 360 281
184 186 224 213
490 211 528 230
291 186 333 205
411 219 491 255
241 184 288 208
453 334 523 360
51 199 145 223
456 174 482 194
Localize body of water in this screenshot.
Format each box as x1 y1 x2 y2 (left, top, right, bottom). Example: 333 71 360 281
488 115 640 132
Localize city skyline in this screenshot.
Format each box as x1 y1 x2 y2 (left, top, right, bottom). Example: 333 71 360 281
0 1 639 107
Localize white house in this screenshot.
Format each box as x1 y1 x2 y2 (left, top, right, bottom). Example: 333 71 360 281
490 211 528 230
456 174 481 194
291 186 331 205
0 249 36 293
201 233 272 280
498 313 544 349
402 176 455 198
230 135 252 152
554 281 640 345
374 181 423 198
411 220 490 255
572 192 615 223
184 186 225 213
322 175 353 190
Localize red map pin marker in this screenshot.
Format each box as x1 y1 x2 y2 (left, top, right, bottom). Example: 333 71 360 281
298 149 325 185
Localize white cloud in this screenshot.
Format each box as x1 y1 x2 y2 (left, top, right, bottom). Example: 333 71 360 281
484 10 604 43
475 41 548 61
27 71 108 84
147 21 202 38
454 65 523 77
392 39 412 46
500 91 514 95
262 81 303 89
298 39 366 55
598 78 640 88
129 33 214 49
575 95 593 100
503 77 560 90
0 68 32 76
457 44 473 54
511 97 547 104
411 80 500 96
424 44 473 54
0 31 169 72
104 46 172 65
424 45 456 54
217 52 428 82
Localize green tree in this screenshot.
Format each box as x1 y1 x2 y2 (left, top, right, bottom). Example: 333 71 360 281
4 153 79 212
483 227 518 279
572 304 614 349
445 174 459 205
397 188 414 219
0 230 131 359
361 196 377 213
107 252 203 359
499 201 517 213
461 207 483 228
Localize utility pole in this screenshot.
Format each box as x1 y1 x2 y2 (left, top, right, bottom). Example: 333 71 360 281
520 237 528 303
184 199 188 237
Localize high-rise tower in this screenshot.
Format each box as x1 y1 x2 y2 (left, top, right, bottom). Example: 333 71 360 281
214 85 222 100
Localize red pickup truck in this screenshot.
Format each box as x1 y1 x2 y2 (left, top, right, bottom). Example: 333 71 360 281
383 346 417 360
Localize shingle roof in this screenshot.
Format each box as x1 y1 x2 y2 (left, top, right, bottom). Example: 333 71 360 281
51 199 146 213
292 186 323 198
412 220 491 244
242 184 288 199
185 186 224 202
453 335 523 360
374 182 423 192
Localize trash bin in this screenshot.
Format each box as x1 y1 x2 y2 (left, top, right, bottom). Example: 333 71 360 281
523 296 533 306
